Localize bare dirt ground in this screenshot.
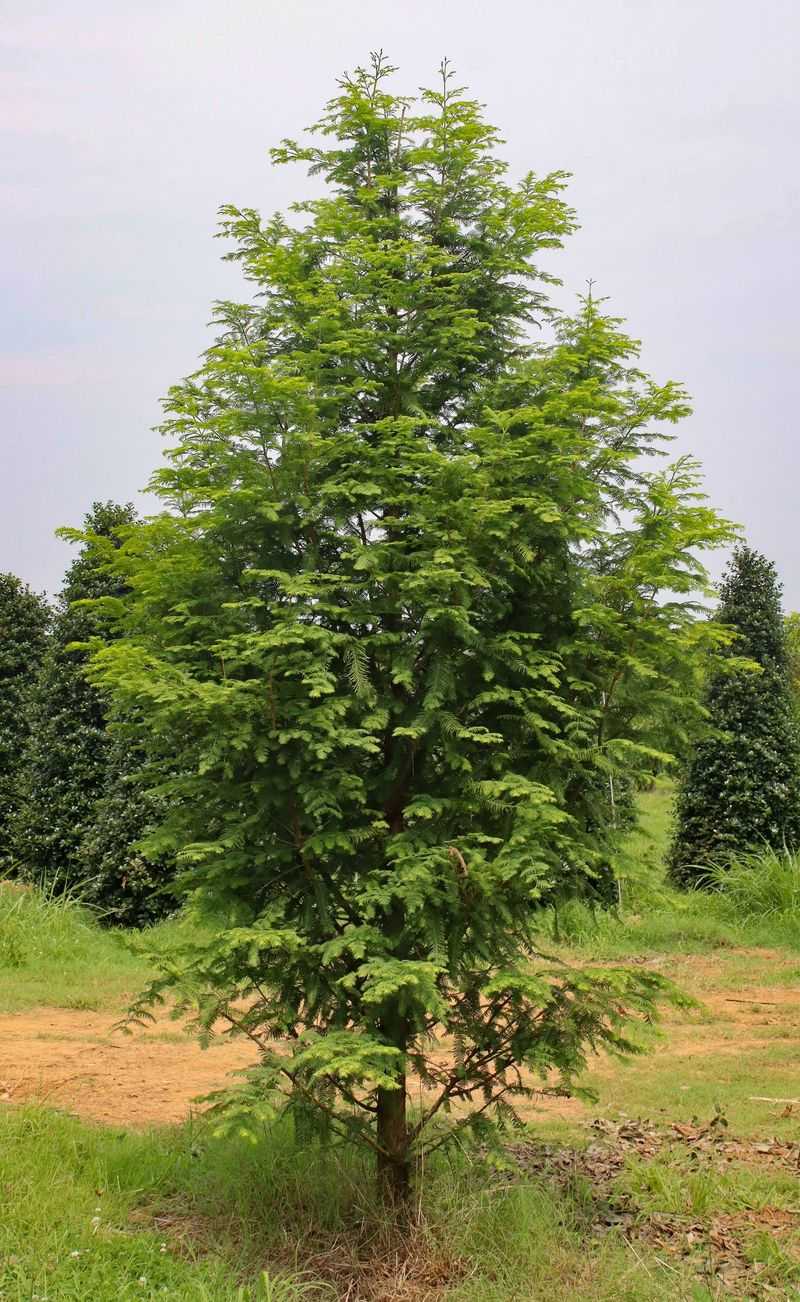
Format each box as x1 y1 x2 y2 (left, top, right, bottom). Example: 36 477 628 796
0 1008 256 1125
1 948 798 1128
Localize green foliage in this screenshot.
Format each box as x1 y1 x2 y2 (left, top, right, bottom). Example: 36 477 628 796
670 546 800 884
10 503 135 897
10 502 134 890
9 502 174 925
76 727 176 926
785 610 800 722
0 573 49 869
702 845 800 930
84 56 734 1197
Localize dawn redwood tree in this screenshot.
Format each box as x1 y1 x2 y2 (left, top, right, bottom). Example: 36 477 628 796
0 574 49 868
85 57 734 1201
670 546 800 883
11 502 137 893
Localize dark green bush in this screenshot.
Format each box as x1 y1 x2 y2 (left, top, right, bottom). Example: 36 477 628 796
11 503 175 923
76 728 175 926
11 503 133 888
670 546 800 885
0 573 50 869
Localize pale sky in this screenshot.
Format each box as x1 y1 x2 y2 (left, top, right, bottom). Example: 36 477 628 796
2 0 798 603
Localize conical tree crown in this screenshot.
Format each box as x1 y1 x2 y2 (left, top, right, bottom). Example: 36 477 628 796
670 545 800 882
84 58 735 1189
11 502 136 888
717 546 786 667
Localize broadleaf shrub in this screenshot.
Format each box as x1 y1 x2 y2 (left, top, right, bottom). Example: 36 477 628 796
11 503 175 923
670 546 800 885
76 729 175 925
0 574 49 869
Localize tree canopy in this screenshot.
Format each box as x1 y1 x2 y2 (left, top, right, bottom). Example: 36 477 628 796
11 502 136 896
84 56 734 1200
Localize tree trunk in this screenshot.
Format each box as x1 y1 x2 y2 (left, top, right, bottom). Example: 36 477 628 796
376 1078 410 1205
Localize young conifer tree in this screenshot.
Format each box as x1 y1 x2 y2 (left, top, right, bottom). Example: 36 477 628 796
670 546 800 883
0 574 50 868
86 57 734 1201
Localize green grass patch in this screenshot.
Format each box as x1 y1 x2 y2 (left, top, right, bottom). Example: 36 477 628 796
541 782 800 959
0 883 212 1014
0 1105 248 1299
615 1149 800 1218
565 1036 800 1144
0 883 145 1013
0 1104 699 1302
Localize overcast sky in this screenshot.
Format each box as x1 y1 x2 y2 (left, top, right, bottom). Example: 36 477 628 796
2 0 798 604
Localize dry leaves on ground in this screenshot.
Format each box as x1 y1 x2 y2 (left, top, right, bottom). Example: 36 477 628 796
503 1113 800 1298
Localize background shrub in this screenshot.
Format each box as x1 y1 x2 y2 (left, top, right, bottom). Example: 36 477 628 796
670 545 800 885
0 574 49 870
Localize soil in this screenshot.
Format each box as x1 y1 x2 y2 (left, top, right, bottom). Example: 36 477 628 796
0 1008 255 1125
1 948 798 1129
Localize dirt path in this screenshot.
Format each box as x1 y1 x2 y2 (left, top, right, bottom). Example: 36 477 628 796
1 948 798 1128
0 1008 256 1125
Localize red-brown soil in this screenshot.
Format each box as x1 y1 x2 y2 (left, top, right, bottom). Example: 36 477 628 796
1 948 798 1128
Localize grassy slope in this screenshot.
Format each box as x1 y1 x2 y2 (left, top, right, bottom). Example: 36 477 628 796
3 790 800 1299
0 885 212 1014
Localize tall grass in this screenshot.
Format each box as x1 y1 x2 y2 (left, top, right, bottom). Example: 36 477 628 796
0 880 103 969
703 846 800 937
0 880 206 1013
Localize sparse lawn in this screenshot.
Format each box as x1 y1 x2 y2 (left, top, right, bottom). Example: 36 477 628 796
3 788 800 1299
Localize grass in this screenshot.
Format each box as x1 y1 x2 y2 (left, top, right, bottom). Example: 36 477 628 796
703 847 800 935
3 786 800 1297
0 1106 243 1300
615 1150 800 1218
0 883 206 1013
543 781 800 959
0 1104 699 1301
571 1033 800 1142
611 1149 800 1292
